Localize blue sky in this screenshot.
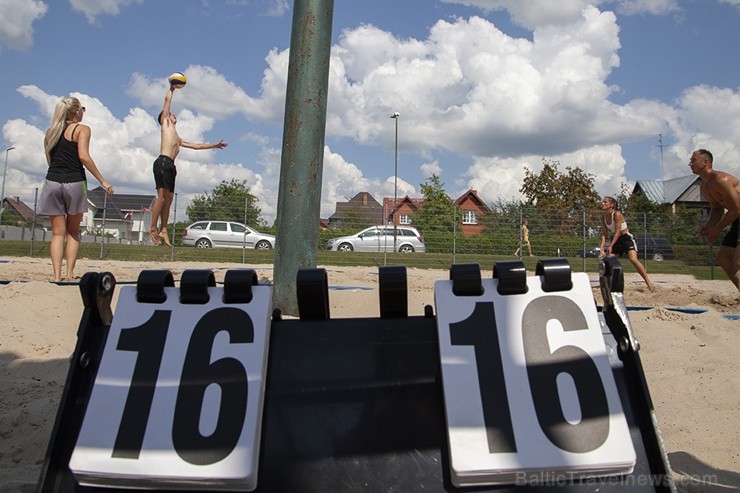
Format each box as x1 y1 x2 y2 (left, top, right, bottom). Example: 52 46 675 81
2 0 740 224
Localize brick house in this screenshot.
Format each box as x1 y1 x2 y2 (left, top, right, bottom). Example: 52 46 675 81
453 189 490 236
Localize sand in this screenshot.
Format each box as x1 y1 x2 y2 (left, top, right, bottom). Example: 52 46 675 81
1 257 738 492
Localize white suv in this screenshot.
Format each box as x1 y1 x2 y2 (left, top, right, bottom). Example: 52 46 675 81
326 226 425 253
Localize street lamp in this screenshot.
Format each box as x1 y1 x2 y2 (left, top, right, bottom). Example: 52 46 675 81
0 146 15 228
390 112 399 249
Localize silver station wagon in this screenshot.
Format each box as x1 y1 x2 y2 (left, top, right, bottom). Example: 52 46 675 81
326 225 425 253
182 221 275 249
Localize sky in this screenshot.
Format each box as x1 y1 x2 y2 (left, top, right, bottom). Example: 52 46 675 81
1 0 740 225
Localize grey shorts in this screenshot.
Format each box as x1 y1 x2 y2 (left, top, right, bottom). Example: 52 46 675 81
38 180 88 216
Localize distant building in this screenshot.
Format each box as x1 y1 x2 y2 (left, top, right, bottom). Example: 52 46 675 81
453 189 490 236
384 196 424 227
632 175 707 213
35 187 157 243
329 192 384 228
0 196 41 226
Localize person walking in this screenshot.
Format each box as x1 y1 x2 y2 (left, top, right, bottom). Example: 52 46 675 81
513 218 534 256
689 148 740 290
599 196 655 291
149 84 227 246
38 97 114 282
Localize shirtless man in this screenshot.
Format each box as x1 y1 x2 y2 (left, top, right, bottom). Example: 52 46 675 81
149 85 227 246
689 149 740 290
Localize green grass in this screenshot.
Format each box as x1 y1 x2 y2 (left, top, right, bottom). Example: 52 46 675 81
0 240 728 282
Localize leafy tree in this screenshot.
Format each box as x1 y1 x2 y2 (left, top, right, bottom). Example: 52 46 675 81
520 158 601 235
186 179 265 227
412 175 459 233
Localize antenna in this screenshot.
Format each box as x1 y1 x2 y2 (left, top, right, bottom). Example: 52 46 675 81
657 133 667 181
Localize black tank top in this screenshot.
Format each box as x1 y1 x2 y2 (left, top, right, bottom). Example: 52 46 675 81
46 124 86 183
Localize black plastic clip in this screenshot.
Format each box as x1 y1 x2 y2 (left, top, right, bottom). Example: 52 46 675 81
493 261 528 295
450 263 484 296
379 265 408 318
535 258 573 292
136 270 175 303
297 268 330 320
223 269 258 304
179 269 216 304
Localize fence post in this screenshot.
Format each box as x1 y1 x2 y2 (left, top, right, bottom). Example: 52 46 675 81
171 193 178 261
243 196 249 264
99 193 108 259
452 205 457 264
31 188 38 256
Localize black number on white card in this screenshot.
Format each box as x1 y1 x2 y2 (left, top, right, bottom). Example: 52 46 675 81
113 310 170 459
111 308 253 465
173 307 253 465
450 297 610 454
450 302 517 453
521 296 609 453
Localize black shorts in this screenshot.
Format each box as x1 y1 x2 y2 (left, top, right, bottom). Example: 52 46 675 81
153 155 177 192
721 219 739 248
612 231 638 255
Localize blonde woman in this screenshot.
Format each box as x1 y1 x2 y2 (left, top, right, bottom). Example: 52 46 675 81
599 196 655 291
38 97 113 282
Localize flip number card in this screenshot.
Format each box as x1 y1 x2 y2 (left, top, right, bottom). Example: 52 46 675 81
69 283 272 491
435 271 636 487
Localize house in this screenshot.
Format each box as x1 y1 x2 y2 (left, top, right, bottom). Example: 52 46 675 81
35 187 156 242
383 196 424 226
329 192 384 228
87 188 156 242
0 196 41 227
631 175 707 214
453 189 490 236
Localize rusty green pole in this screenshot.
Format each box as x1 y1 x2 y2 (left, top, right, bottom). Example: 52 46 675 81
273 0 334 315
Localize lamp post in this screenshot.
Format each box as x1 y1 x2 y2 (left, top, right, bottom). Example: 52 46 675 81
390 112 399 249
0 146 15 229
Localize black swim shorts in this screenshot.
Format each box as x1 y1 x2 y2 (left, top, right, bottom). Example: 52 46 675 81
721 218 739 248
153 155 177 192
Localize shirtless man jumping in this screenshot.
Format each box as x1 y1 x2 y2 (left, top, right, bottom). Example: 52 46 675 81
149 85 227 246
689 149 740 290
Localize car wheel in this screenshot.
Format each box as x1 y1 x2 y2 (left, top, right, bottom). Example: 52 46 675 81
652 252 664 261
399 244 415 253
338 242 354 252
255 240 272 250
195 238 212 248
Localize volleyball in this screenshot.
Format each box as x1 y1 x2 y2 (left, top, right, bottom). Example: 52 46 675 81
168 72 187 88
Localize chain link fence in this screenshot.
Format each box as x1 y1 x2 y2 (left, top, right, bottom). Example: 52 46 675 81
0 189 724 281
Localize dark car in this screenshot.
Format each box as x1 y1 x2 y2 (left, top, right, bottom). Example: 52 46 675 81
634 236 675 261
574 237 675 261
573 246 601 258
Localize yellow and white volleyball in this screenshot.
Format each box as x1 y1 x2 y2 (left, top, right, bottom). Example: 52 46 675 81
168 72 187 88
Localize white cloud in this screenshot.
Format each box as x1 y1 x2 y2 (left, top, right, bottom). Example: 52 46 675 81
68 0 143 23
0 0 47 52
441 0 681 27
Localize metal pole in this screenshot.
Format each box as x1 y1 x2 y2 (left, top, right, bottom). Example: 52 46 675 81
171 193 178 261
99 193 108 259
391 112 399 250
0 146 15 228
273 0 334 315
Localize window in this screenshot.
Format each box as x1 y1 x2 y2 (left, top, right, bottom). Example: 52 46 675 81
230 223 246 233
210 222 228 232
462 210 477 225
399 214 412 224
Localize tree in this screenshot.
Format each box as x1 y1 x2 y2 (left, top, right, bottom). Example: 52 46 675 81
186 179 265 227
519 158 601 235
412 174 459 233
